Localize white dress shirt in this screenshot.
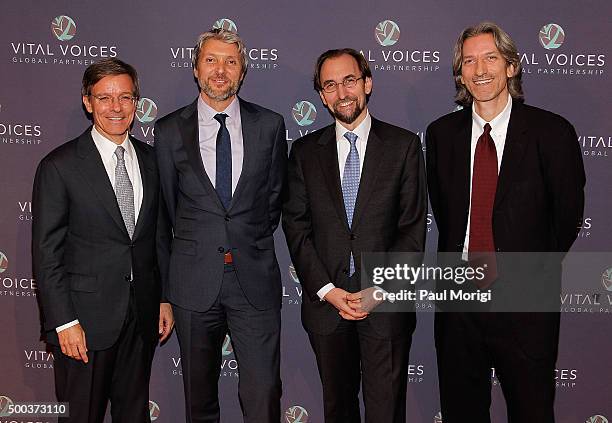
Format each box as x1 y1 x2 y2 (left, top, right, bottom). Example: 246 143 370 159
317 112 372 300
197 96 244 193
56 126 143 332
462 93 512 260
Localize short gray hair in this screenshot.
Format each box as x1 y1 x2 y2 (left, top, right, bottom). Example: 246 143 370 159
192 28 248 76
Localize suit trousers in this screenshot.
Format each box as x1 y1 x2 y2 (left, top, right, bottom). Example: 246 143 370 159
173 265 281 423
53 291 156 423
307 315 412 423
435 312 557 423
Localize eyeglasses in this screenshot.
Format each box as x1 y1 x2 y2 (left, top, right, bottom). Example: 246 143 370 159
321 77 364 93
89 94 137 106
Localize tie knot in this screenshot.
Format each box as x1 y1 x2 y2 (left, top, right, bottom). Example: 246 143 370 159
114 145 125 160
344 131 358 146
483 123 492 136
214 113 228 126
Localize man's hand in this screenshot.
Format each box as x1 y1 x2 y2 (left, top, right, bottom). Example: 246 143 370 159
58 324 88 363
159 302 174 343
324 288 368 320
346 287 384 313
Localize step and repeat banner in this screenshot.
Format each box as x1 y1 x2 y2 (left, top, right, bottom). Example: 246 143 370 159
0 0 610 422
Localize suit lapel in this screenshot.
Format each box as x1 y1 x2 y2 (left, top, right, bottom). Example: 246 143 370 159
179 100 224 209
75 130 128 237
317 125 348 229
131 138 154 240
351 118 386 230
455 109 472 226
229 99 258 210
495 101 528 208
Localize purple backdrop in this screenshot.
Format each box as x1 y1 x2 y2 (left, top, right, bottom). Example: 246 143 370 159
1 0 610 422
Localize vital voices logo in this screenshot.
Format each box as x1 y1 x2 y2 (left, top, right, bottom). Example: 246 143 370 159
0 121 43 147
292 101 317 127
285 405 308 423
538 23 565 50
283 264 303 306
170 333 238 378
17 201 32 221
520 23 605 77
579 134 611 159
407 363 425 383
0 252 38 299
375 20 401 46
561 257 612 313
586 416 608 423
134 97 158 143
149 400 160 421
363 19 441 73
0 396 14 417
9 15 118 66
169 18 278 71
555 367 579 389
23 348 55 370
51 16 77 41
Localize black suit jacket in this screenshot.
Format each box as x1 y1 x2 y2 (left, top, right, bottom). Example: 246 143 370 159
426 100 585 357
154 97 287 312
283 117 427 336
32 129 164 350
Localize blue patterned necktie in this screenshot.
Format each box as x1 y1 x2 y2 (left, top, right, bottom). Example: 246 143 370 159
114 146 135 239
214 113 232 209
341 131 360 276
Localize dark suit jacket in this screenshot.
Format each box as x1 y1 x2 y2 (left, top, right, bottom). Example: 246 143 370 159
154 97 287 312
426 100 585 357
283 117 427 336
32 129 164 350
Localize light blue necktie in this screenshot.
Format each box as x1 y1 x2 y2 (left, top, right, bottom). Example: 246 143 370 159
341 131 360 276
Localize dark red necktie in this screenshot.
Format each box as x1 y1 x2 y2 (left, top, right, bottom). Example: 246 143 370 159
469 123 498 288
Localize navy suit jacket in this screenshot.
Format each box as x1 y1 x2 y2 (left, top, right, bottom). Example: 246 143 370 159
154 97 287 312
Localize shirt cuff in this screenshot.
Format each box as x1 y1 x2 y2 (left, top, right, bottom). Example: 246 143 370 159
317 283 336 301
56 320 79 333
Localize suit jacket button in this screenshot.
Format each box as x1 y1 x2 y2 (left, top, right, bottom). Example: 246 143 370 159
342 269 348 274
224 215 230 222
350 233 356 240
124 275 131 282
218 247 225 253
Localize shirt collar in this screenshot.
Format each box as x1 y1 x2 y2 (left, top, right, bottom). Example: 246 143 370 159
471 93 513 135
335 110 371 144
197 95 239 123
91 126 133 160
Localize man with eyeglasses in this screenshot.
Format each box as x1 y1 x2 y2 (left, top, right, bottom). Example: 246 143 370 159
283 48 427 423
32 58 173 422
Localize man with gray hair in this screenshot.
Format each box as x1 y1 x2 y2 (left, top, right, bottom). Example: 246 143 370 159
155 28 286 422
426 22 584 422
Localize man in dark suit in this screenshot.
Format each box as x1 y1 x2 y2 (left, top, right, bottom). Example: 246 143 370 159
32 58 174 423
426 22 585 423
154 29 286 423
283 48 427 423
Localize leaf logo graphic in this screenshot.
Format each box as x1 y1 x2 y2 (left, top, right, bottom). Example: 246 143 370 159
0 396 14 417
149 401 160 421
0 251 8 273
538 23 565 50
285 405 308 423
213 18 238 33
375 20 400 46
292 101 317 126
586 416 608 423
601 268 612 292
136 98 158 123
222 334 233 356
51 15 77 41
289 264 300 284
